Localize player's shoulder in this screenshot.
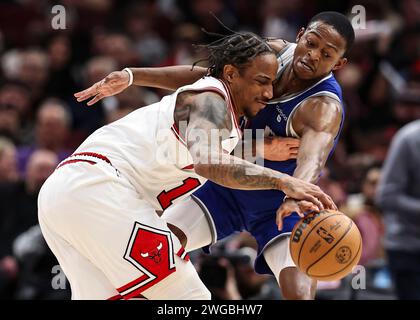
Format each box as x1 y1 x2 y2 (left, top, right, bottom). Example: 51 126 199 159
302 73 343 108
180 76 226 95
268 39 291 54
178 76 229 105
301 95 342 113
177 88 227 115
396 120 420 141
296 95 342 132
186 75 224 89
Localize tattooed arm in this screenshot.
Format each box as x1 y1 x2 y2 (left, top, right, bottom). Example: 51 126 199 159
176 91 335 209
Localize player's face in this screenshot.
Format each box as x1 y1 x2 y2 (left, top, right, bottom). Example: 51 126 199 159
229 53 278 118
293 22 347 80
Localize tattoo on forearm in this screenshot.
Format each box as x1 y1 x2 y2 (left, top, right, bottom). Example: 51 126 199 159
203 157 285 190
183 92 291 191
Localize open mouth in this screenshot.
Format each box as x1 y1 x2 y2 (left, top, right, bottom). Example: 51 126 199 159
300 60 314 72
257 101 268 107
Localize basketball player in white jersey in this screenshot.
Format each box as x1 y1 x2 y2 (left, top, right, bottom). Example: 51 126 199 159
39 32 334 300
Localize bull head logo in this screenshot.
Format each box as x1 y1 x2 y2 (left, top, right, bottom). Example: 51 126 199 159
140 241 163 263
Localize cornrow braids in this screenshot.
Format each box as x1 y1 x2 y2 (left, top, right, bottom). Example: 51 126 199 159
192 31 275 78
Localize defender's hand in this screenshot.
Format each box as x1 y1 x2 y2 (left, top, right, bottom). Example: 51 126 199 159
264 136 300 161
74 70 130 106
276 198 319 231
278 175 337 212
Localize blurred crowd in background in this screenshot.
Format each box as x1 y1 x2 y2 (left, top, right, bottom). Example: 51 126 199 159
0 0 419 300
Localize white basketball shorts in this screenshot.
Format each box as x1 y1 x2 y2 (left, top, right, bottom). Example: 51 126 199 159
38 153 210 300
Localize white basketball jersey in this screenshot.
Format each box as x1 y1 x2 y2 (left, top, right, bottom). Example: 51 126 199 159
74 76 241 211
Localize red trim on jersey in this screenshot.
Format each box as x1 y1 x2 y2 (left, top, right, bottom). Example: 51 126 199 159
180 87 226 101
108 293 146 300
181 164 194 170
117 274 149 293
72 152 112 164
57 159 96 169
176 247 190 261
171 124 187 146
116 269 176 300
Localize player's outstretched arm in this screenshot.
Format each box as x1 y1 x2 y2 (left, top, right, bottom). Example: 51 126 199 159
74 66 207 106
181 91 335 210
276 96 341 229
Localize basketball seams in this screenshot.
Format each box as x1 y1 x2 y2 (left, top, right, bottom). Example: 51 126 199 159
295 213 343 267
307 234 362 279
305 220 353 274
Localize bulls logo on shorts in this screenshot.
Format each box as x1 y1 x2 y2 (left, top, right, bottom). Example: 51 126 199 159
119 222 176 299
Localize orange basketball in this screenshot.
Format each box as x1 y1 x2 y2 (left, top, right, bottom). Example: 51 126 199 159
289 209 362 281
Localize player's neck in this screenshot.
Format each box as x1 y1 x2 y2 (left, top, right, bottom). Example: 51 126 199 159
223 80 242 122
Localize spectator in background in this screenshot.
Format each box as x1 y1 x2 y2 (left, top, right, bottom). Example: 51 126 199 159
393 84 420 126
123 3 169 66
0 254 18 299
17 49 50 106
0 137 19 183
102 33 139 69
317 167 347 209
180 0 236 37
197 237 280 300
230 247 279 300
198 254 242 300
1 149 58 254
12 224 71 300
68 56 116 141
215 233 281 300
0 80 32 143
0 149 58 298
260 0 304 41
376 119 420 300
160 23 205 66
46 35 77 100
17 98 72 176
342 167 384 266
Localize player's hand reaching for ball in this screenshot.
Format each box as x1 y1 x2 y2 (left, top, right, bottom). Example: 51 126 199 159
276 198 319 231
74 70 130 106
278 175 337 213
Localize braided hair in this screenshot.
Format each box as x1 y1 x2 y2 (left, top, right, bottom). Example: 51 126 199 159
193 31 275 78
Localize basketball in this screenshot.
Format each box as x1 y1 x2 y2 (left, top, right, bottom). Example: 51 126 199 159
289 209 362 281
